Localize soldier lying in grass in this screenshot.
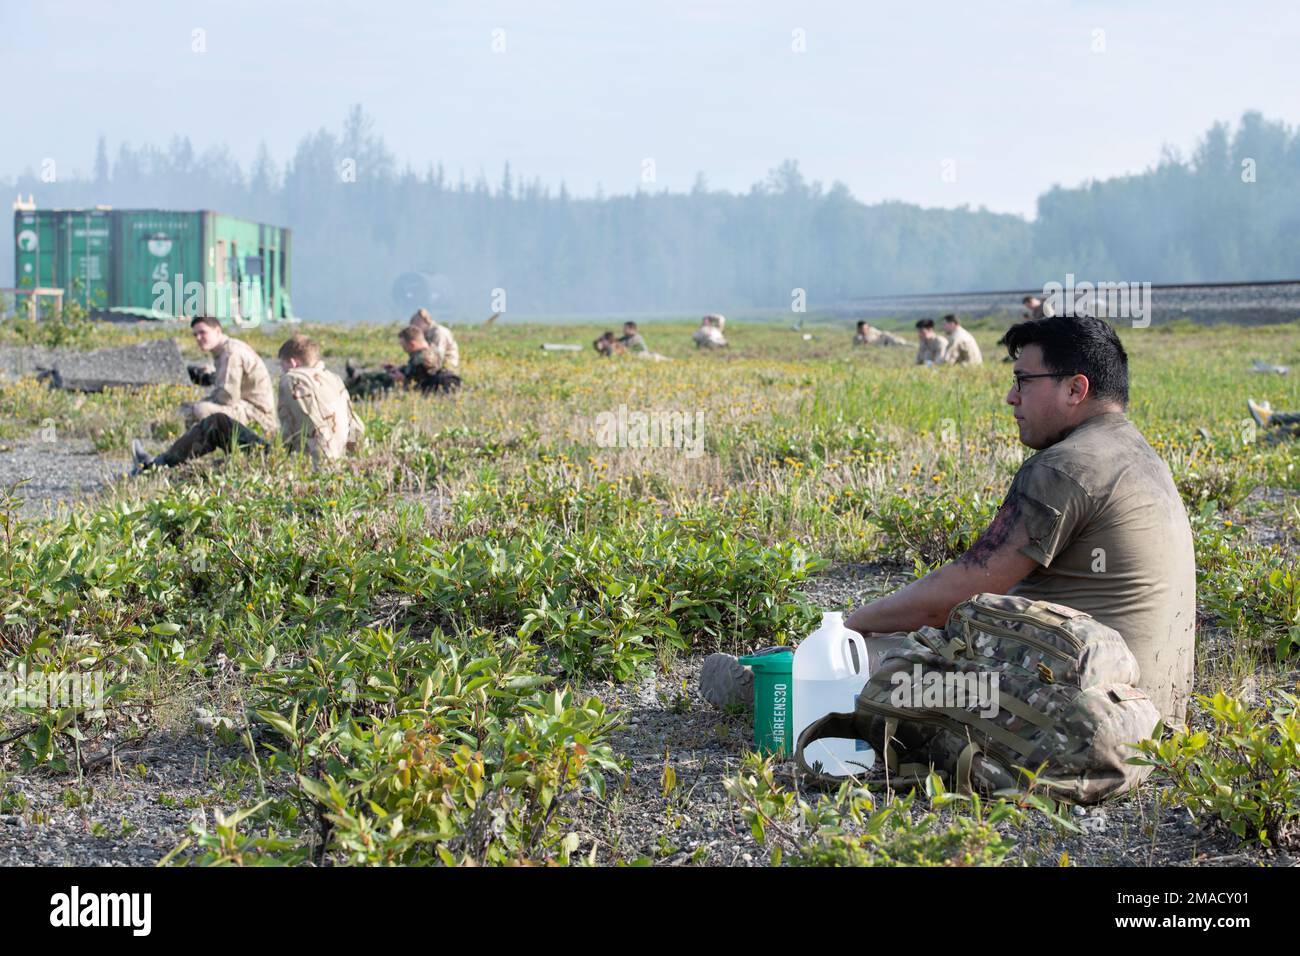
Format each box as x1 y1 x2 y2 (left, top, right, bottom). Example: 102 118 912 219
846 313 1196 725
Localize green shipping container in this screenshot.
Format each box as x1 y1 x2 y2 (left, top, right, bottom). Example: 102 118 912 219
12 205 294 323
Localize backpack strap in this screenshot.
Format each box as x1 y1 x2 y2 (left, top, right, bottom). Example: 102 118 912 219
935 707 1038 758
794 711 861 775
991 692 1055 730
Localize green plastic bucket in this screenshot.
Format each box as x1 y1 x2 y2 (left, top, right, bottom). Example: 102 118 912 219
738 649 795 756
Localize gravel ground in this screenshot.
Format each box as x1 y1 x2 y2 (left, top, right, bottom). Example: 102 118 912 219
0 731 255 866
0 437 129 516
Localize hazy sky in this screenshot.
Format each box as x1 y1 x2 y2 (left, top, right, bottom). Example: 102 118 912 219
3 0 1295 217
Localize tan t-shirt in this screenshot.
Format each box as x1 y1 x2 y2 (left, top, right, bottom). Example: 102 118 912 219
916 334 948 365
1005 412 1196 724
943 326 983 365
209 337 276 431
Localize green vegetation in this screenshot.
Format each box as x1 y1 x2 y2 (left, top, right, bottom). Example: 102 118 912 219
1 316 1298 863
1135 691 1300 847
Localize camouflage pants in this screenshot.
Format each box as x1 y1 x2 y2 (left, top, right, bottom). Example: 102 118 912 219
345 370 398 399
412 368 462 394
159 413 269 467
1270 410 1300 430
347 368 462 398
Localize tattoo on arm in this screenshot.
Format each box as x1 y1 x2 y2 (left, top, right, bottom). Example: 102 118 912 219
960 494 1022 569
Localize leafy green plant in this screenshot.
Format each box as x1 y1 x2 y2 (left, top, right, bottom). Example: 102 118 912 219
870 491 1000 566
1133 691 1300 848
723 753 1063 867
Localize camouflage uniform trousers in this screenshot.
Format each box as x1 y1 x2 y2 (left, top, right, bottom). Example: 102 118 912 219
1269 410 1300 434
345 369 401 399
347 367 462 398
159 413 270 467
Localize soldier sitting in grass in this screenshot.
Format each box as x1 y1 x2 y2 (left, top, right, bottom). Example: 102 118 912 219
941 314 983 365
346 326 462 398
276 334 365 464
180 315 277 432
408 308 460 377
618 321 647 354
131 314 277 473
844 314 1196 726
693 314 728 349
132 334 361 472
914 318 948 365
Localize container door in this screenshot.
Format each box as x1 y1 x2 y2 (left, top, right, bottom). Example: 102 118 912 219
118 212 199 315
13 211 51 292
64 210 113 311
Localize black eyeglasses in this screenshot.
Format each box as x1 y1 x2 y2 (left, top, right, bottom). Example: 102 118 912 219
1012 372 1075 393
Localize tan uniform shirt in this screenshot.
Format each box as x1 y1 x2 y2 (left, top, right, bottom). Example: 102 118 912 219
915 334 948 365
943 326 983 365
425 323 460 371
1004 412 1196 724
278 362 362 464
694 326 727 348
209 337 276 430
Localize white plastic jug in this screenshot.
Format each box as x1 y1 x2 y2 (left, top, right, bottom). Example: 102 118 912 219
792 611 875 776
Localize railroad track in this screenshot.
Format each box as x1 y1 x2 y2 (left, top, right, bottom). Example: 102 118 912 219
831 279 1300 325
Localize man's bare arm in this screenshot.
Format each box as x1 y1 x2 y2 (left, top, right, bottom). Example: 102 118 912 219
844 496 1041 635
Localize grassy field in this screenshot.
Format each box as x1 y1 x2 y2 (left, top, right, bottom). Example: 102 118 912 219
0 314 1298 865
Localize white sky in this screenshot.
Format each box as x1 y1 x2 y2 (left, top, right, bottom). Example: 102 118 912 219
2 0 1295 217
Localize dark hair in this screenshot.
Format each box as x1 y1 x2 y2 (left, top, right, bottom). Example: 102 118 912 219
623 321 637 330
190 316 221 330
855 320 867 330
915 318 935 330
999 315 1129 407
277 334 320 364
942 313 958 325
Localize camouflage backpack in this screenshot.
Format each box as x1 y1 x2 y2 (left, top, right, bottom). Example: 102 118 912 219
795 593 1160 805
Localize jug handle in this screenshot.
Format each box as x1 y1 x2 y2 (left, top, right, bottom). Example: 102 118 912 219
842 631 867 675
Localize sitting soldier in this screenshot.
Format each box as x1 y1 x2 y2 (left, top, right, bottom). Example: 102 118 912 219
845 314 1196 726
914 318 948 365
180 316 277 432
941 314 983 365
276 334 365 464
618 321 648 354
133 315 277 473
693 314 728 349
408 309 460 377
